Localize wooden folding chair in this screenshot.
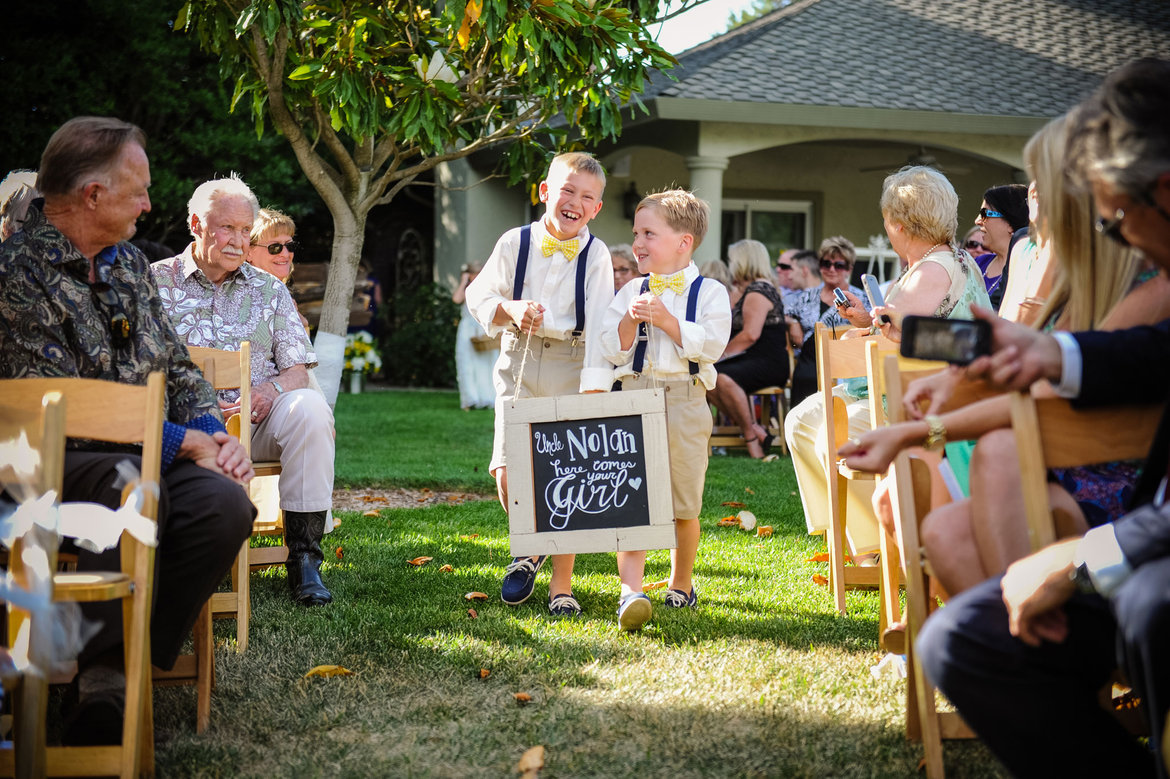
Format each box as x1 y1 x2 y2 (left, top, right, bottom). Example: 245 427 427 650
815 323 898 614
0 374 165 778
187 343 287 654
710 343 793 456
0 390 66 778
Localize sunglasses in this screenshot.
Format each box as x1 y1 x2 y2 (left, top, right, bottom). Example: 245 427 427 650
257 240 299 255
777 263 793 271
819 259 850 271
978 208 1004 220
1095 193 1170 246
964 240 986 251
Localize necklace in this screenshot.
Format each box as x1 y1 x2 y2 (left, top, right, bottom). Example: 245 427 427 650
915 242 946 264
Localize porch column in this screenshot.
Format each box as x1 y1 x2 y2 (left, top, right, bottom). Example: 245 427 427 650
685 155 729 264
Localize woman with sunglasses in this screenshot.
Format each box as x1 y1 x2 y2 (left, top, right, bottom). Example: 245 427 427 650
973 184 1029 311
248 208 309 330
784 166 991 564
783 238 867 407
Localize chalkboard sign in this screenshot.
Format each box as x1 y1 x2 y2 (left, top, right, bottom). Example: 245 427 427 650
504 389 675 556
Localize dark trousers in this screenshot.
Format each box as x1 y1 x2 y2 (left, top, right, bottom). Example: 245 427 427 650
64 452 255 670
917 568 1170 778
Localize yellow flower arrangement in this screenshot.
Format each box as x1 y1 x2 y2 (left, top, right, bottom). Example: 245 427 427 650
344 331 382 376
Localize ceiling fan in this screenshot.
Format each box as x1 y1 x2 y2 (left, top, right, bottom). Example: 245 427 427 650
859 145 971 175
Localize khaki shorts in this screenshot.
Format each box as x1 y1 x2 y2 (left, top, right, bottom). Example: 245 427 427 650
618 375 712 520
490 331 583 473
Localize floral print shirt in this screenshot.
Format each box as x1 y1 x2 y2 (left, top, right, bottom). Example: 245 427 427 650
0 203 224 468
150 247 315 403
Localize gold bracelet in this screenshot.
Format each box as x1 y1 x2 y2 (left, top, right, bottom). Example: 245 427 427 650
923 415 947 452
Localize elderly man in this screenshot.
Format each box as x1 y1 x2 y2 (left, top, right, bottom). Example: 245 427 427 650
918 58 1170 778
0 117 254 743
151 175 336 607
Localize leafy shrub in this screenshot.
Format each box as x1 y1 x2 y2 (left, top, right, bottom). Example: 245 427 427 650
377 283 459 387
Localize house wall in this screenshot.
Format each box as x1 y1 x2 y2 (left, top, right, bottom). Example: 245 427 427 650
436 132 1026 287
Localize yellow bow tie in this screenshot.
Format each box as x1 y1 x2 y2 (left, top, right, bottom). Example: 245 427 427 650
541 235 580 260
648 271 686 296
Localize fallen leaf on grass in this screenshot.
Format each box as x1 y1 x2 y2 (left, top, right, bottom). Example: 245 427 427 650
762 454 780 463
439 564 454 572
361 495 389 503
513 692 532 704
805 553 854 564
756 526 773 538
465 591 489 601
479 668 491 679
468 608 478 618
335 546 344 560
516 745 544 776
421 487 433 494
812 574 829 587
717 516 740 527
304 665 353 678
362 509 381 517
744 487 755 495
644 579 668 590
407 556 433 566
416 497 428 502
460 534 480 541
721 501 747 508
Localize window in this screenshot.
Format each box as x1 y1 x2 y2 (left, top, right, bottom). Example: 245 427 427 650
720 199 813 261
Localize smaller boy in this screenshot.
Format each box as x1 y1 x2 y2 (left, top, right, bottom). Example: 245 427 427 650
465 152 615 616
600 190 732 631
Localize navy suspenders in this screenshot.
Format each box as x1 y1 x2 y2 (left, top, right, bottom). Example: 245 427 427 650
512 224 594 343
630 275 705 377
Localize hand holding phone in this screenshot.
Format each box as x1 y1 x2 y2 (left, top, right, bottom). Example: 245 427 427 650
832 287 849 308
862 274 890 325
900 316 991 365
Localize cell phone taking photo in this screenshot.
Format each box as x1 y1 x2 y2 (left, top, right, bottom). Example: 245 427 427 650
899 316 991 365
861 274 889 325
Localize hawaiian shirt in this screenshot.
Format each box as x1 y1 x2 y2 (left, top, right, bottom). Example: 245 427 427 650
785 282 866 349
150 247 315 404
0 202 224 467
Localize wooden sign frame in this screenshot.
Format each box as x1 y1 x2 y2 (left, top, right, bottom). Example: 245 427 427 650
504 388 676 556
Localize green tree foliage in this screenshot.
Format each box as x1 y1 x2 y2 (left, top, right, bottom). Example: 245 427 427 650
377 283 459 388
727 0 792 30
0 1 322 249
178 0 697 400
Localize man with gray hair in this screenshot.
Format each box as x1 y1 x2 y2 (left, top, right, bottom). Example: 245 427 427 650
0 117 254 743
151 175 336 607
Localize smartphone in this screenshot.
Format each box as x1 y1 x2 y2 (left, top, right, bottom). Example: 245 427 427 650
861 274 889 325
832 287 849 308
900 316 991 365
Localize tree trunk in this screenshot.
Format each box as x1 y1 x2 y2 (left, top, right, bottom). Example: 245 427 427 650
313 209 368 406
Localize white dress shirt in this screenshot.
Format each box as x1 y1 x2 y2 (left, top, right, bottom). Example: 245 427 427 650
601 262 732 391
465 220 614 392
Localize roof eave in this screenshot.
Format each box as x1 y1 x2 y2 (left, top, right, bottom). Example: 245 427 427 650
650 97 1050 136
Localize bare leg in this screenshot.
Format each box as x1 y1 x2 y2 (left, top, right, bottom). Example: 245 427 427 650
710 376 767 458
548 554 576 597
669 518 701 593
921 499 988 596
617 550 647 596
968 430 1032 575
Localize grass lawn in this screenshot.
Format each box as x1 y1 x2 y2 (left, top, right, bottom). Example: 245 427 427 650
153 388 1005 777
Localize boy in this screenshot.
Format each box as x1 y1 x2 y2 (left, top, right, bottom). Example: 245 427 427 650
600 190 731 631
465 152 615 616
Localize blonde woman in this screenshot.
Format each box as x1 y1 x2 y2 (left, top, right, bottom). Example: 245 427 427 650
841 113 1170 596
785 167 990 557
248 208 310 330
707 239 789 459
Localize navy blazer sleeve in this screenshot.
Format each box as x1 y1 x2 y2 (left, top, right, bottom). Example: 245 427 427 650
1072 318 1170 407
1113 501 1170 570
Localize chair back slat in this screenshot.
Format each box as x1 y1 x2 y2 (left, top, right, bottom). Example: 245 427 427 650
0 377 162 447
188 343 252 456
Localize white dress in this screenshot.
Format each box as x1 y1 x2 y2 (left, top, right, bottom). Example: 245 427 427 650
455 305 498 409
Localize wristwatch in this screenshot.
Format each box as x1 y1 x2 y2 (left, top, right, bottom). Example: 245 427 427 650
270 380 285 395
923 415 947 452
1069 561 1096 594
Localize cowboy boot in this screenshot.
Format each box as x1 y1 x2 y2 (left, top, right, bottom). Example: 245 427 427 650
283 510 332 606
